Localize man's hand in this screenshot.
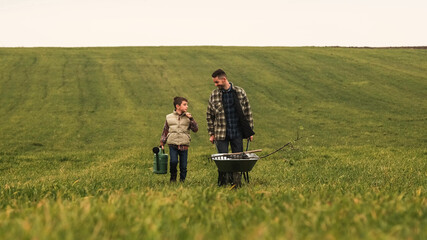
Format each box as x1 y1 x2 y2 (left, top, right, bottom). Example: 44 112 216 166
185 112 192 119
209 135 215 144
249 136 254 141
160 142 164 149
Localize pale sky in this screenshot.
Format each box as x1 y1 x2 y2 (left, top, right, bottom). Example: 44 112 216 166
1 0 426 47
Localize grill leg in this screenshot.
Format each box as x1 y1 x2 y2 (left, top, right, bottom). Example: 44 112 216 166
233 172 242 188
218 171 225 186
242 172 249 183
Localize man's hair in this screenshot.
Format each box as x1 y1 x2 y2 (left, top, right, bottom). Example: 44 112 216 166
173 96 188 109
212 69 227 79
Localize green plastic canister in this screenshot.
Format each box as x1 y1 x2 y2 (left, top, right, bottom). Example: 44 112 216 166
153 147 168 174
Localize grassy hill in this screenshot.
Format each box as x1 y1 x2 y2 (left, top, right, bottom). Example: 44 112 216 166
0 47 426 239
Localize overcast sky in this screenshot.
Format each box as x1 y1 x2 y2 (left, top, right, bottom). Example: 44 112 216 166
1 0 426 47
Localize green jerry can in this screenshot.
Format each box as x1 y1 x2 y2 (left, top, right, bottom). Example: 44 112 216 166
152 147 168 174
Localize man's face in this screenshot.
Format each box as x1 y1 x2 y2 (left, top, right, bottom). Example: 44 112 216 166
176 101 188 113
212 77 226 89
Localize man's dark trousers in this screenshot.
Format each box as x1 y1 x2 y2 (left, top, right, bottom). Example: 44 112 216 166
216 137 243 186
216 137 243 153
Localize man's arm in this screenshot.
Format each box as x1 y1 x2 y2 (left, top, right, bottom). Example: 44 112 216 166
206 97 216 143
206 99 216 137
239 88 254 141
241 89 254 129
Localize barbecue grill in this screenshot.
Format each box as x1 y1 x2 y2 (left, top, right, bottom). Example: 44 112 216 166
211 152 259 172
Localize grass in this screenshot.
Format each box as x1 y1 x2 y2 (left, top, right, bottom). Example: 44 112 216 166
0 47 426 239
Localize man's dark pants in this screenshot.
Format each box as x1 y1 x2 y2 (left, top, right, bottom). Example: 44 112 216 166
216 137 243 186
216 137 243 153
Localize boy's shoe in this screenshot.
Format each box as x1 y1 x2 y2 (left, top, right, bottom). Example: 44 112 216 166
170 173 177 182
179 179 185 182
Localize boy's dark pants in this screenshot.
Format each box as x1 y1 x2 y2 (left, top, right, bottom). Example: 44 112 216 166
169 146 188 181
216 138 243 186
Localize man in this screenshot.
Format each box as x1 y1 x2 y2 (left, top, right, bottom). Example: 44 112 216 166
206 69 254 186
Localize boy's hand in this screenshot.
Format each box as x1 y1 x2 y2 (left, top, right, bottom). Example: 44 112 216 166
185 112 193 119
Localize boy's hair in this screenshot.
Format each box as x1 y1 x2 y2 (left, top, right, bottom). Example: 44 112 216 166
173 96 188 110
212 69 227 79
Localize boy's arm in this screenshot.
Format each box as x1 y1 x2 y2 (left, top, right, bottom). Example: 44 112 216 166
189 117 198 133
184 112 198 133
160 121 169 146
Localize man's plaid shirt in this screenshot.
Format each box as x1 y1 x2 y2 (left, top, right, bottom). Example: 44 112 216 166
222 83 240 139
206 83 254 140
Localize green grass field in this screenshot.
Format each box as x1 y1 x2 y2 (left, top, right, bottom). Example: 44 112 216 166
0 47 426 239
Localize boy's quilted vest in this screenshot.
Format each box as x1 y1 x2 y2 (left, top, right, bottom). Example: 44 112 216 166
166 112 191 146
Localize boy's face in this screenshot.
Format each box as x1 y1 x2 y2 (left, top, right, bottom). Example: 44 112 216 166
176 101 188 113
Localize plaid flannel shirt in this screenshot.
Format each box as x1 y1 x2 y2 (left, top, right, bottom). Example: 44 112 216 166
222 84 241 139
206 83 254 140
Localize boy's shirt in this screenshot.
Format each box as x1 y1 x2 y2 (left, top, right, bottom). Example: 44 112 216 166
160 115 198 150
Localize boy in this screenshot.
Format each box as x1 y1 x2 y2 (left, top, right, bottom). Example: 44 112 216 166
160 97 198 182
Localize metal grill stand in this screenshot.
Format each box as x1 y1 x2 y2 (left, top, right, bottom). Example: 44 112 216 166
211 152 259 187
